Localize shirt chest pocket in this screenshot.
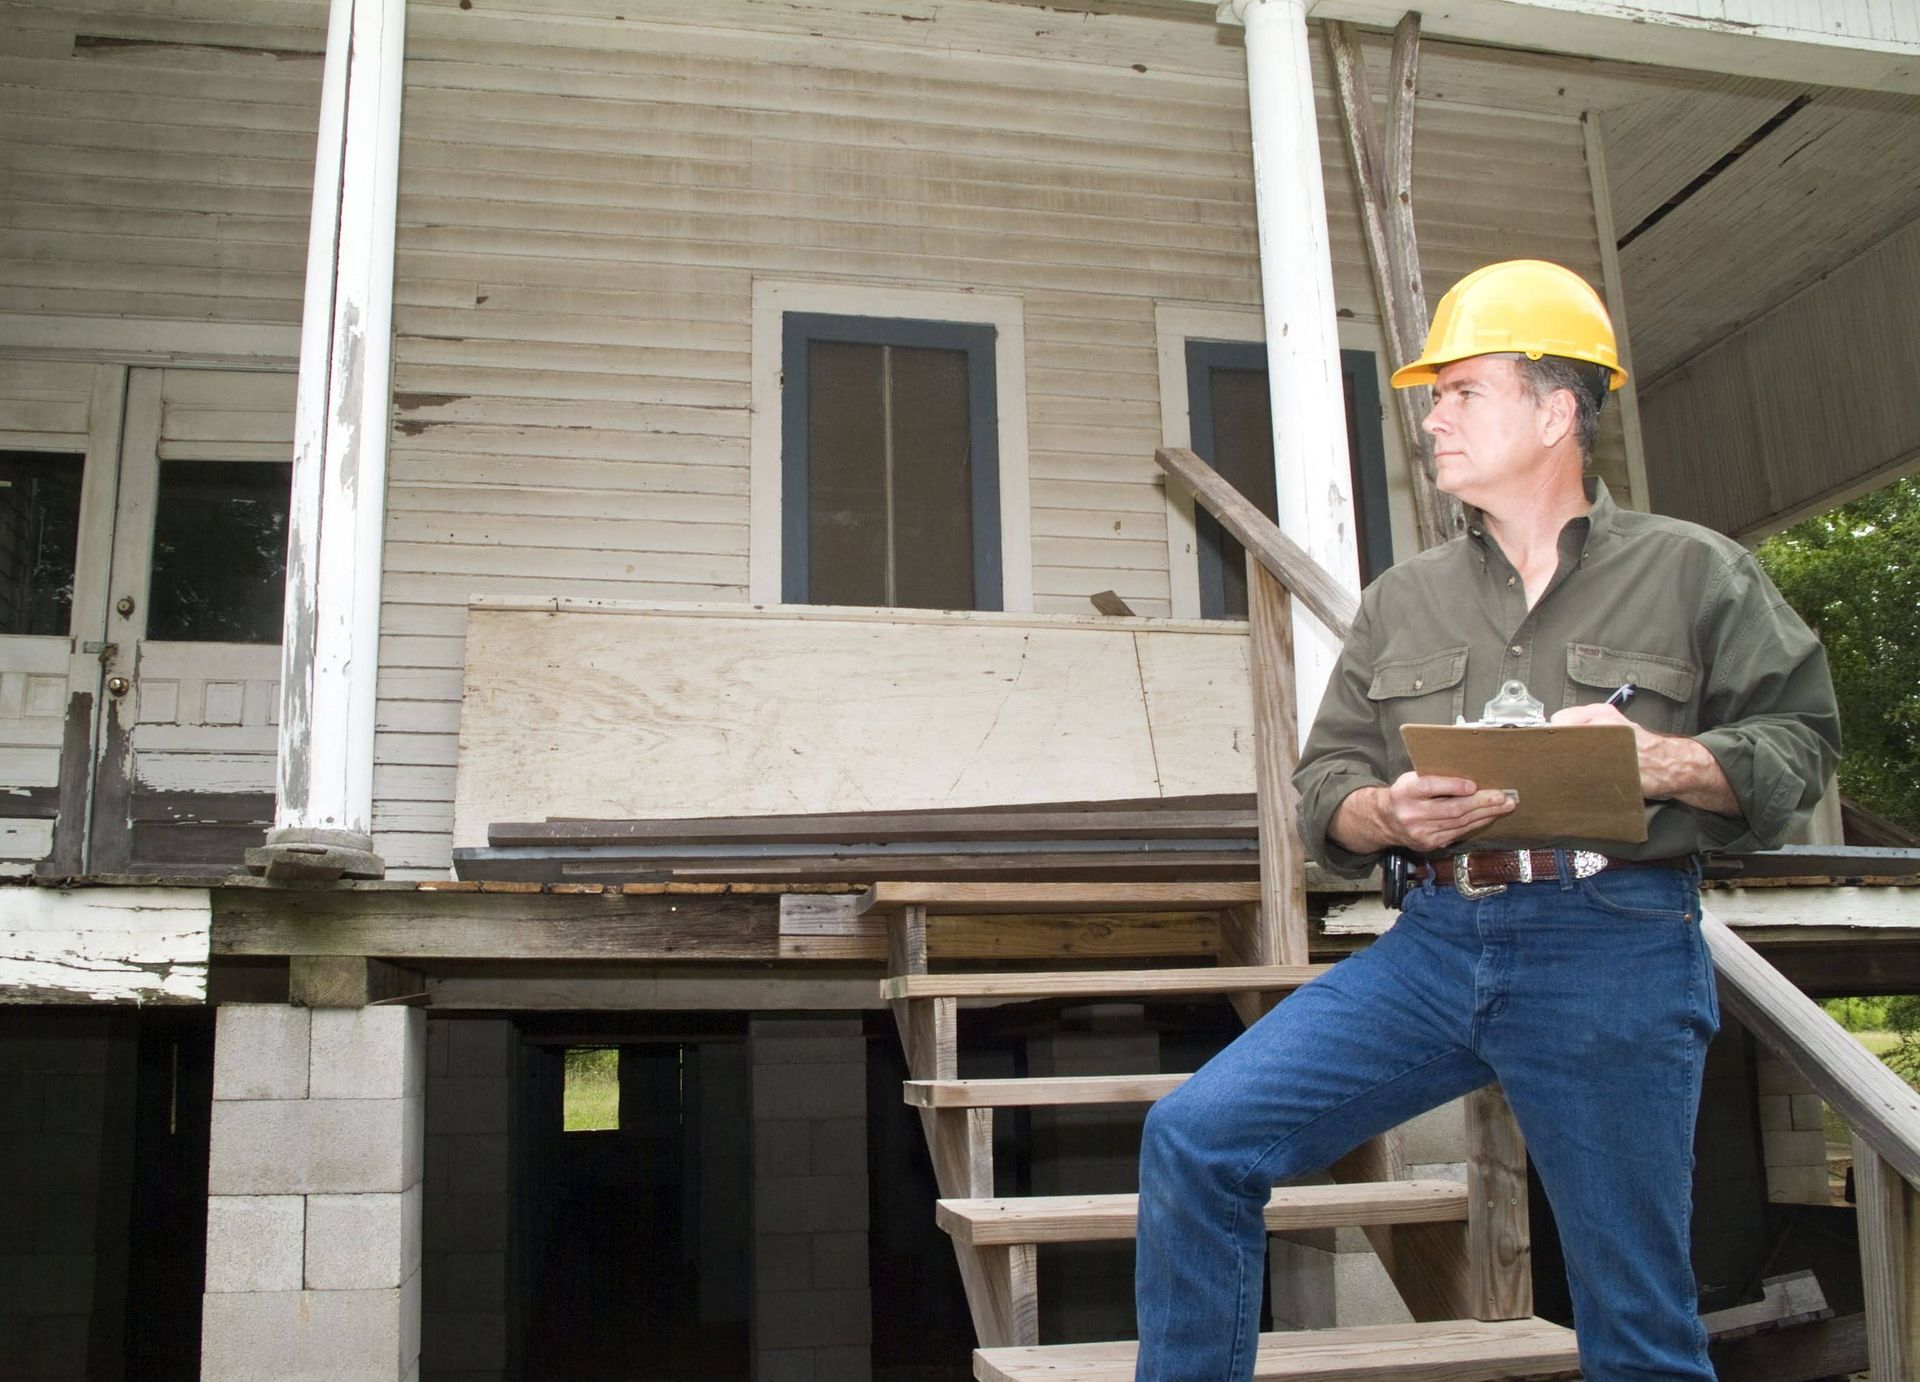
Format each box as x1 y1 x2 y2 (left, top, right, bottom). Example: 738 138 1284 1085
1564 644 1699 733
1367 647 1469 765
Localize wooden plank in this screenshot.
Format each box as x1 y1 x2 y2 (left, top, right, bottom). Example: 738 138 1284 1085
1465 1085 1532 1321
883 964 1326 1002
972 1317 1581 1381
905 1073 1187 1108
0 885 209 1004
453 604 1255 851
937 1180 1471 1246
859 881 1261 916
1704 910 1920 1186
1854 1137 1920 1380
778 895 1221 963
1246 557 1307 971
1708 1313 1867 1381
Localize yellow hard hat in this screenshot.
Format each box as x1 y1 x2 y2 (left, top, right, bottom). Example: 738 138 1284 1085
1390 259 1627 391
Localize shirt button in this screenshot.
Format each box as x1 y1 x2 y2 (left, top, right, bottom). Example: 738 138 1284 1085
1510 644 1523 656
1506 576 1516 587
1413 678 1424 691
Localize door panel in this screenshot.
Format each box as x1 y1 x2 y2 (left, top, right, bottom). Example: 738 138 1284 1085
0 361 122 876
90 368 293 877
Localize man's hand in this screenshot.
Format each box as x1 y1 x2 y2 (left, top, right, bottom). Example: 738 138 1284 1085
1548 703 1740 815
1330 774 1518 856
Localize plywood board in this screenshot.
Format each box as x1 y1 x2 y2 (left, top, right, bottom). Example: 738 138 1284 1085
452 603 1253 849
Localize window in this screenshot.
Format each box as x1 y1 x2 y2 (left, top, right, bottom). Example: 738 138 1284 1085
781 314 1001 610
1186 343 1395 619
0 450 85 637
146 459 291 643
563 1046 620 1132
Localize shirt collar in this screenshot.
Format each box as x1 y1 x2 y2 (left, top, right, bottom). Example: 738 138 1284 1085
1463 476 1616 554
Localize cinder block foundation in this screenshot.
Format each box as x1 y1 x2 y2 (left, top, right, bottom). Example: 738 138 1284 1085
202 1004 425 1382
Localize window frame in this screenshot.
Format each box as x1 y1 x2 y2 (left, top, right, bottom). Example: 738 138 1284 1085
779 312 1003 610
750 280 1032 612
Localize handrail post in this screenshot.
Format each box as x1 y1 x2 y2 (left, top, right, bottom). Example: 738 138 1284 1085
1246 554 1309 973
1855 1136 1920 1378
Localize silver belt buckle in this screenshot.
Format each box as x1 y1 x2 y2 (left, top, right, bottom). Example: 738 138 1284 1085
1452 852 1509 899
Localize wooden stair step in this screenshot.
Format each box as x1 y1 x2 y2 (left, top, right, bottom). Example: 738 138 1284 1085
860 881 1263 916
937 1180 1471 1245
973 1318 1581 1381
883 964 1326 1002
906 1073 1189 1108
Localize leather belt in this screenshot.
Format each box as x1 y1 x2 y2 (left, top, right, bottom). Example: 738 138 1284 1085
1423 849 1693 900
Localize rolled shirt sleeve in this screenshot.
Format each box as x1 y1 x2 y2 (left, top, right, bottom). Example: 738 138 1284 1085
1293 599 1393 877
1688 551 1842 853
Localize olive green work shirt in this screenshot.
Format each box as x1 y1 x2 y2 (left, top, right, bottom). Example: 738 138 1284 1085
1293 479 1841 877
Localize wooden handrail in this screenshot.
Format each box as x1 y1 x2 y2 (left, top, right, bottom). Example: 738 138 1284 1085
1703 909 1920 1187
1154 447 1360 636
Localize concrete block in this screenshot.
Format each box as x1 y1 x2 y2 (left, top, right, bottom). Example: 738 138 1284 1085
757 1349 816 1382
422 1251 505 1313
214 1006 311 1102
750 1036 866 1067
1767 1164 1831 1204
813 1344 871 1380
1404 1162 1466 1184
447 1135 508 1194
755 1288 871 1349
205 1195 305 1293
32 1193 98 1255
422 1191 508 1254
0 1252 94 1316
421 1310 506 1372
753 1063 865 1120
1762 1128 1827 1170
209 1097 421 1195
426 1077 509 1136
18 1133 103 1196
755 1175 868 1234
306 1186 422 1290
1756 1055 1810 1096
39 1074 106 1134
1757 1094 1792 1130
1330 1247 1414 1327
201 1288 405 1382
809 1118 865 1174
426 1020 450 1080
1790 1093 1826 1131
312 1009 425 1101
750 1017 863 1041
754 1119 813 1179
756 1233 813 1291
25 1311 89 1379
811 1232 867 1291
0 1072 41 1131
1399 1099 1468 1165
446 1022 514 1079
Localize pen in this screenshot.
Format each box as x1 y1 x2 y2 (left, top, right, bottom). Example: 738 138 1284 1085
1605 682 1636 710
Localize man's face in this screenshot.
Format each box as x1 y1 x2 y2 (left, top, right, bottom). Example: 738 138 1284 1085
1422 356 1555 510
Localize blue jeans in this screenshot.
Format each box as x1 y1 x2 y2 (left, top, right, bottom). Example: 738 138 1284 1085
1135 859 1719 1381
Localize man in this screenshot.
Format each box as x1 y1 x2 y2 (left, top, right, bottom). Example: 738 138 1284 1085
1134 259 1839 1381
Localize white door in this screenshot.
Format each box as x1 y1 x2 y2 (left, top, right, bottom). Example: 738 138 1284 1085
0 361 122 876
88 368 295 877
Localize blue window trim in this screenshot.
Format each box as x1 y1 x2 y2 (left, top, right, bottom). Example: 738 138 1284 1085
780 313 1002 610
1186 341 1396 618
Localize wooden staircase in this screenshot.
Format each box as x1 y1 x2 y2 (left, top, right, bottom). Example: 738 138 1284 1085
869 880 1582 1381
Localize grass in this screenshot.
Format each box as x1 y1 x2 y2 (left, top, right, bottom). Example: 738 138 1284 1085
563 1047 621 1132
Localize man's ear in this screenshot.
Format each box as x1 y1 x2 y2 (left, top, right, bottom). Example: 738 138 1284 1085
1538 386 1578 450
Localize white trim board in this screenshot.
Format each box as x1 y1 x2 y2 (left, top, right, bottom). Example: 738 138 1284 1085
0 886 211 1004
748 279 1033 612
0 315 300 370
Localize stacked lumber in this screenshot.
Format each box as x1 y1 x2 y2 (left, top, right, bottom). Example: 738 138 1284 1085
453 794 1260 884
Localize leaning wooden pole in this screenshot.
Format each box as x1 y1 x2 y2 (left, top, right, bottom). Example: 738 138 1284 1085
1325 15 1463 550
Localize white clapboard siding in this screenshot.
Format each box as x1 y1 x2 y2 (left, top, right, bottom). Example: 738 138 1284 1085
364 5 1623 873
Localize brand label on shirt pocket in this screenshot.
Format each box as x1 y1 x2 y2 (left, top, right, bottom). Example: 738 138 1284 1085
1565 644 1698 731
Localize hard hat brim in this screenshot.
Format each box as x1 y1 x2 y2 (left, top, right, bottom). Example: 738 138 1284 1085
1389 351 1628 392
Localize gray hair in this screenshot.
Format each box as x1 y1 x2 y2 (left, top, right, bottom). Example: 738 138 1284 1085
1514 355 1610 464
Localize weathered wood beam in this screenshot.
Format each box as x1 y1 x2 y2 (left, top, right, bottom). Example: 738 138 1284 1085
1854 1137 1920 1378
1324 17 1463 551
289 955 423 1008
1465 1084 1531 1320
1239 557 1309 1009
1154 447 1359 637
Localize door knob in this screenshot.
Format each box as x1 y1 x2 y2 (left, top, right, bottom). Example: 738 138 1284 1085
116 596 135 617
107 676 130 697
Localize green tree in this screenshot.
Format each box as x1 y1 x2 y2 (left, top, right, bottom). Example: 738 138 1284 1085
1756 475 1920 836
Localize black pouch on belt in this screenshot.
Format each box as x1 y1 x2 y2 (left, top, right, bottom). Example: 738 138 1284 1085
1381 850 1418 909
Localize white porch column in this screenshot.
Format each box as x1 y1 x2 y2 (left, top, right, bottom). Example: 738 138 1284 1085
1221 0 1363 730
255 0 407 881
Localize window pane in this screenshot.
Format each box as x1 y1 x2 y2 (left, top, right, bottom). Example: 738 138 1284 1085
0 450 85 637
563 1046 620 1132
805 339 976 609
1203 367 1276 619
808 341 890 606
888 345 973 610
146 460 291 643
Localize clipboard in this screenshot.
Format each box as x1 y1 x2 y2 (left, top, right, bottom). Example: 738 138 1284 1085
1399 722 1648 844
